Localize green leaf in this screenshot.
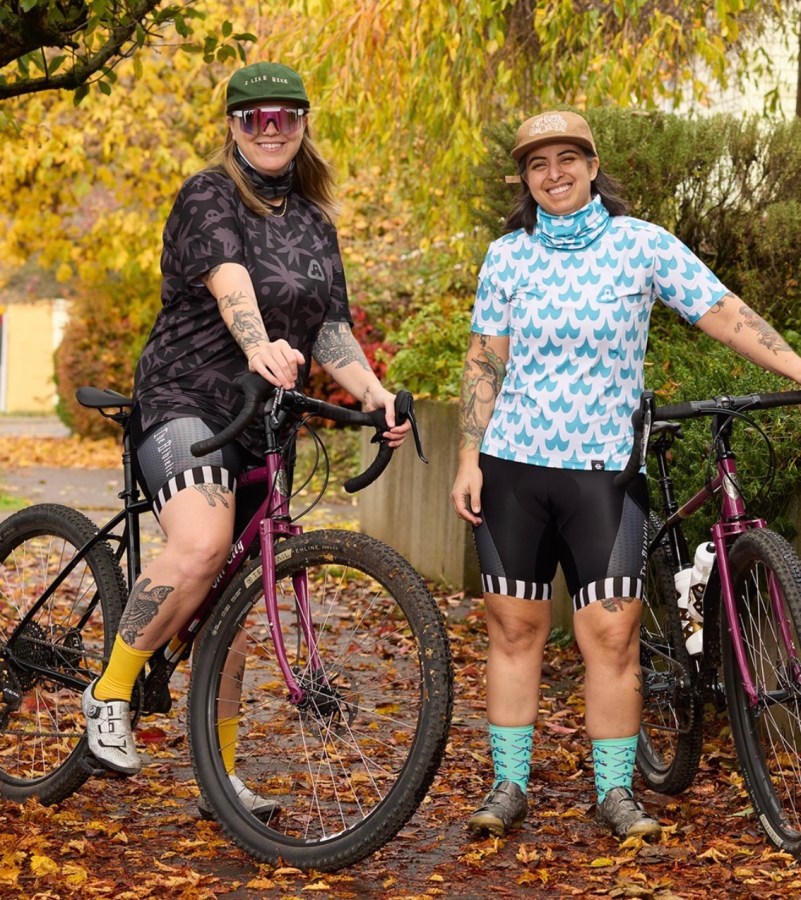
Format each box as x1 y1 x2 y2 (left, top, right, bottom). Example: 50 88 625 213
73 83 89 106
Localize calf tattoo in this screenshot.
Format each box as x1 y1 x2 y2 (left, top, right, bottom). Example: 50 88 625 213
120 577 175 644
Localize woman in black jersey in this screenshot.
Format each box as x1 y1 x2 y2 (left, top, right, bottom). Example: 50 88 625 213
81 63 409 814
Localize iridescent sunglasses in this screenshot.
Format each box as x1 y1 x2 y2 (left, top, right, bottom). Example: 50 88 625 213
230 106 308 136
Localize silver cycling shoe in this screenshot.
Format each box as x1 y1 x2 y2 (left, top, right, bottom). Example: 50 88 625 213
468 780 527 836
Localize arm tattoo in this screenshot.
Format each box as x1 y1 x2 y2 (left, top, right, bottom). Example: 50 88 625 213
312 322 371 372
120 577 174 644
217 290 250 311
194 484 232 508
229 308 269 356
708 293 792 359
458 335 506 451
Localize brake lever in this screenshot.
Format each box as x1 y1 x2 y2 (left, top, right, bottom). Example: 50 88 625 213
370 391 428 463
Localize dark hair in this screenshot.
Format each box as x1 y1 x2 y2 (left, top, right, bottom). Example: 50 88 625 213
504 150 628 234
208 123 340 223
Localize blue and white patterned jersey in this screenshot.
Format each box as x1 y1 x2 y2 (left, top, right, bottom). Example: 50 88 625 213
472 196 728 471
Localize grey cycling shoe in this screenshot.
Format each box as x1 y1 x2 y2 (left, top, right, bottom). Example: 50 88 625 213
197 774 281 822
596 787 662 840
468 780 527 836
82 681 141 775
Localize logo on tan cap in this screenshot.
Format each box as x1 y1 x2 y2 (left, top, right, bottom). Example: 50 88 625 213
528 113 569 138
511 110 597 162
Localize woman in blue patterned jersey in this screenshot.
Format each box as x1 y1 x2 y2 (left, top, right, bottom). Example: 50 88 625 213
451 110 801 840
81 62 409 813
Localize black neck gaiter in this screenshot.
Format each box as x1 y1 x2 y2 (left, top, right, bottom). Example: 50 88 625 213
234 146 294 199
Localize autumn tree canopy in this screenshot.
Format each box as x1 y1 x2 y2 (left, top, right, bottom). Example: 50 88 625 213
0 0 792 299
0 0 254 102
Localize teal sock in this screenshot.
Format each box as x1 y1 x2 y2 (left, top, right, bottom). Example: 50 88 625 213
488 723 533 794
592 734 639 804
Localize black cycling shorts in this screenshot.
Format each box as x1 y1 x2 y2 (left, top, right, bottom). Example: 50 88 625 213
135 416 255 521
474 455 648 611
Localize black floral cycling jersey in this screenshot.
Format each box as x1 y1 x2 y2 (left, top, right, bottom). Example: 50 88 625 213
133 168 352 454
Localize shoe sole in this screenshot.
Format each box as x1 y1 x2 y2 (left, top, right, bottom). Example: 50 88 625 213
468 812 525 836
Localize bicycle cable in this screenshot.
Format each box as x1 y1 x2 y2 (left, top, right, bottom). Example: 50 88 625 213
703 408 776 518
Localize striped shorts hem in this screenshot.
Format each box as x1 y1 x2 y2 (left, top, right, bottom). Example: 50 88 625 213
481 575 552 601
152 465 236 520
574 576 644 612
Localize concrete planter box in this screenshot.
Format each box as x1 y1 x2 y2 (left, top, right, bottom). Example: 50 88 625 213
358 399 574 630
359 399 481 594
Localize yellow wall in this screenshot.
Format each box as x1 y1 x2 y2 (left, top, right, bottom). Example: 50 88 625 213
1 299 69 413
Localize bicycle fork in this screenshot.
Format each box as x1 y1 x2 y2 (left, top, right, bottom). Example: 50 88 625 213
259 519 324 707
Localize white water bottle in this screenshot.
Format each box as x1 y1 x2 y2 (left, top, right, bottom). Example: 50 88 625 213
673 542 714 656
688 543 715 623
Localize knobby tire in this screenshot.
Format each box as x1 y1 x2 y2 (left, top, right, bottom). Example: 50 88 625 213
0 504 125 803
187 529 454 871
636 513 703 794
724 528 801 858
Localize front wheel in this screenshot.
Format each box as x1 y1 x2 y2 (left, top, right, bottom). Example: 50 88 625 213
187 529 453 871
724 528 801 858
0 504 126 804
636 513 703 794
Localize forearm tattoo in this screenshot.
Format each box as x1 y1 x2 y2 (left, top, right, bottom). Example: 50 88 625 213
458 335 506 451
214 292 268 358
194 484 232 508
709 293 792 360
312 322 371 372
120 577 175 644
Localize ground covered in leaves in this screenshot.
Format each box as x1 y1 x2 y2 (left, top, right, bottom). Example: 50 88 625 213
1 433 800 898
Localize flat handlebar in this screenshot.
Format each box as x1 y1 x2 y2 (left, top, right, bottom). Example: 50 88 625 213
189 372 426 494
614 389 801 489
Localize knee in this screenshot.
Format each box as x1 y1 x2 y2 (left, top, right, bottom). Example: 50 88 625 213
170 535 231 583
488 615 547 656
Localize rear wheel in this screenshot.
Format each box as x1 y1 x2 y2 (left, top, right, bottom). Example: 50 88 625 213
0 505 125 803
724 528 801 858
188 529 453 871
636 513 703 794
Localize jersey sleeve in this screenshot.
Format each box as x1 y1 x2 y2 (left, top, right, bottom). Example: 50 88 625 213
165 173 246 283
322 227 353 326
471 246 510 336
650 226 729 323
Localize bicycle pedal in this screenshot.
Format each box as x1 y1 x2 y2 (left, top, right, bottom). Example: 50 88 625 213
80 753 111 777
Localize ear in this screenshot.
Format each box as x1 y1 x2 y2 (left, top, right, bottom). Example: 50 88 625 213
589 156 600 179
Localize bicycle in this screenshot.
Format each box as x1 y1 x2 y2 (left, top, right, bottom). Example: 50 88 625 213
0 373 454 871
614 388 801 857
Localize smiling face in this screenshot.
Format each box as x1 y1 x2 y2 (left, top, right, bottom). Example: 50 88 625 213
228 106 306 177
522 142 599 216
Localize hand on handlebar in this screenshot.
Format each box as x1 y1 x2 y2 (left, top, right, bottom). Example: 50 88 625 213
247 339 305 390
365 386 412 448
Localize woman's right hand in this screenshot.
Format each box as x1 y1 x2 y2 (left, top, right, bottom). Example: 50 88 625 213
247 339 305 390
451 460 483 526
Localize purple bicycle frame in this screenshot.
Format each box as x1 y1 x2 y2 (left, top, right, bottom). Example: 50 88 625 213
665 454 798 706
163 449 315 706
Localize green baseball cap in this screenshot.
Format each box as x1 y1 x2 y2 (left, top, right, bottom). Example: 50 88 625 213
226 62 310 112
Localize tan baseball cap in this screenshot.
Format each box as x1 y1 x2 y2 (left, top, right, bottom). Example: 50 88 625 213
511 111 597 162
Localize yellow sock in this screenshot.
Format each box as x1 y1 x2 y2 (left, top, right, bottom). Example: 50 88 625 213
93 635 153 702
218 715 239 775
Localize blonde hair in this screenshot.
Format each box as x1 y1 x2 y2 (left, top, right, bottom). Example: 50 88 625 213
208 124 340 224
